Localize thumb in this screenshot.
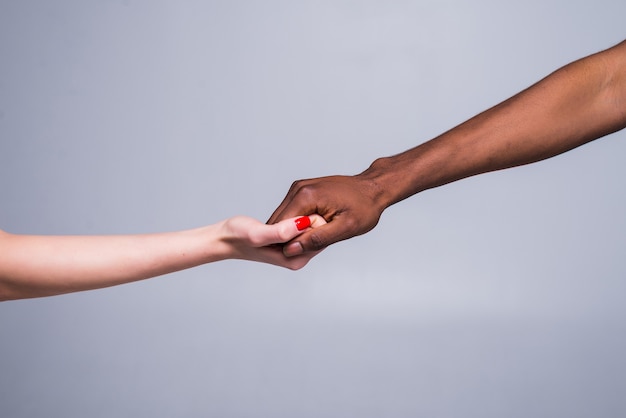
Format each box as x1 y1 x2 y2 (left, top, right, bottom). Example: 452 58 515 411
250 216 315 247
283 215 353 256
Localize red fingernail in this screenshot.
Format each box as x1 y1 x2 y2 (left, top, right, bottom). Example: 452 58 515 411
295 216 311 231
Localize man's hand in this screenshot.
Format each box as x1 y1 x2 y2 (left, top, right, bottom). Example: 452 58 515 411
268 173 388 256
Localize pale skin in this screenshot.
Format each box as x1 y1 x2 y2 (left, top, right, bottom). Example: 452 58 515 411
270 40 626 255
0 215 325 301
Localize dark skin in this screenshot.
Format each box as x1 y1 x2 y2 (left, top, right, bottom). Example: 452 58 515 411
269 40 626 256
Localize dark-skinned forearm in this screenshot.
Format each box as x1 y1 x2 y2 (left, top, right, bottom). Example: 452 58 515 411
269 40 626 256
361 40 626 210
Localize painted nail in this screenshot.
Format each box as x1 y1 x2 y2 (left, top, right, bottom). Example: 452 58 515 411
294 216 311 231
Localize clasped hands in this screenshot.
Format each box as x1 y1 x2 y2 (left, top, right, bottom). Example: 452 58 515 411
269 167 388 262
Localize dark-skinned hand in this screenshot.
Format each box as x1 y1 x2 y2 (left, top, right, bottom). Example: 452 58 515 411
268 173 387 256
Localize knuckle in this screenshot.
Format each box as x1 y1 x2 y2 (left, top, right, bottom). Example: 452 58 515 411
277 223 293 242
308 232 327 251
341 216 366 236
342 216 359 231
248 231 265 246
293 183 318 200
288 179 306 194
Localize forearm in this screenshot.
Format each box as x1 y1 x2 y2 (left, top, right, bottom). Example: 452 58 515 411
0 226 225 301
0 215 319 300
269 41 626 255
363 41 626 209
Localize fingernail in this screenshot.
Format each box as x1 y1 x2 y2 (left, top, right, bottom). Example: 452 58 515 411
284 242 304 257
294 216 311 231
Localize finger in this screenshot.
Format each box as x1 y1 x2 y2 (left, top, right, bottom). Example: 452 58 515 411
249 216 314 247
252 245 321 270
282 213 355 256
267 182 300 224
267 180 317 224
268 197 311 226
308 214 327 228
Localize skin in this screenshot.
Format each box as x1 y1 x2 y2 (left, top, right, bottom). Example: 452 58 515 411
0 215 325 301
269 40 626 256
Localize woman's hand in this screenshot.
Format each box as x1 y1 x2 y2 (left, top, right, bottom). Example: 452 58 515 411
218 214 327 270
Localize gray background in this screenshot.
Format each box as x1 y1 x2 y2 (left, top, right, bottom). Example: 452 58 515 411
1 1 625 417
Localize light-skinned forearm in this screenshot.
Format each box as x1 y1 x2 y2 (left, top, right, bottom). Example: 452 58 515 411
0 215 322 300
0 225 225 300
362 40 626 210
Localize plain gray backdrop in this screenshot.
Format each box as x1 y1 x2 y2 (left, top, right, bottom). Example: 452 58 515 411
1 1 626 417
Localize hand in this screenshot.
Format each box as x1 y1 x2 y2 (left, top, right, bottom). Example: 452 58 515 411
220 214 327 269
0 215 327 301
267 173 387 257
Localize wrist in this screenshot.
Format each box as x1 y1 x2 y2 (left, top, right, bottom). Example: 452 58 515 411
193 223 233 264
359 136 459 208
211 217 259 262
359 156 405 210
